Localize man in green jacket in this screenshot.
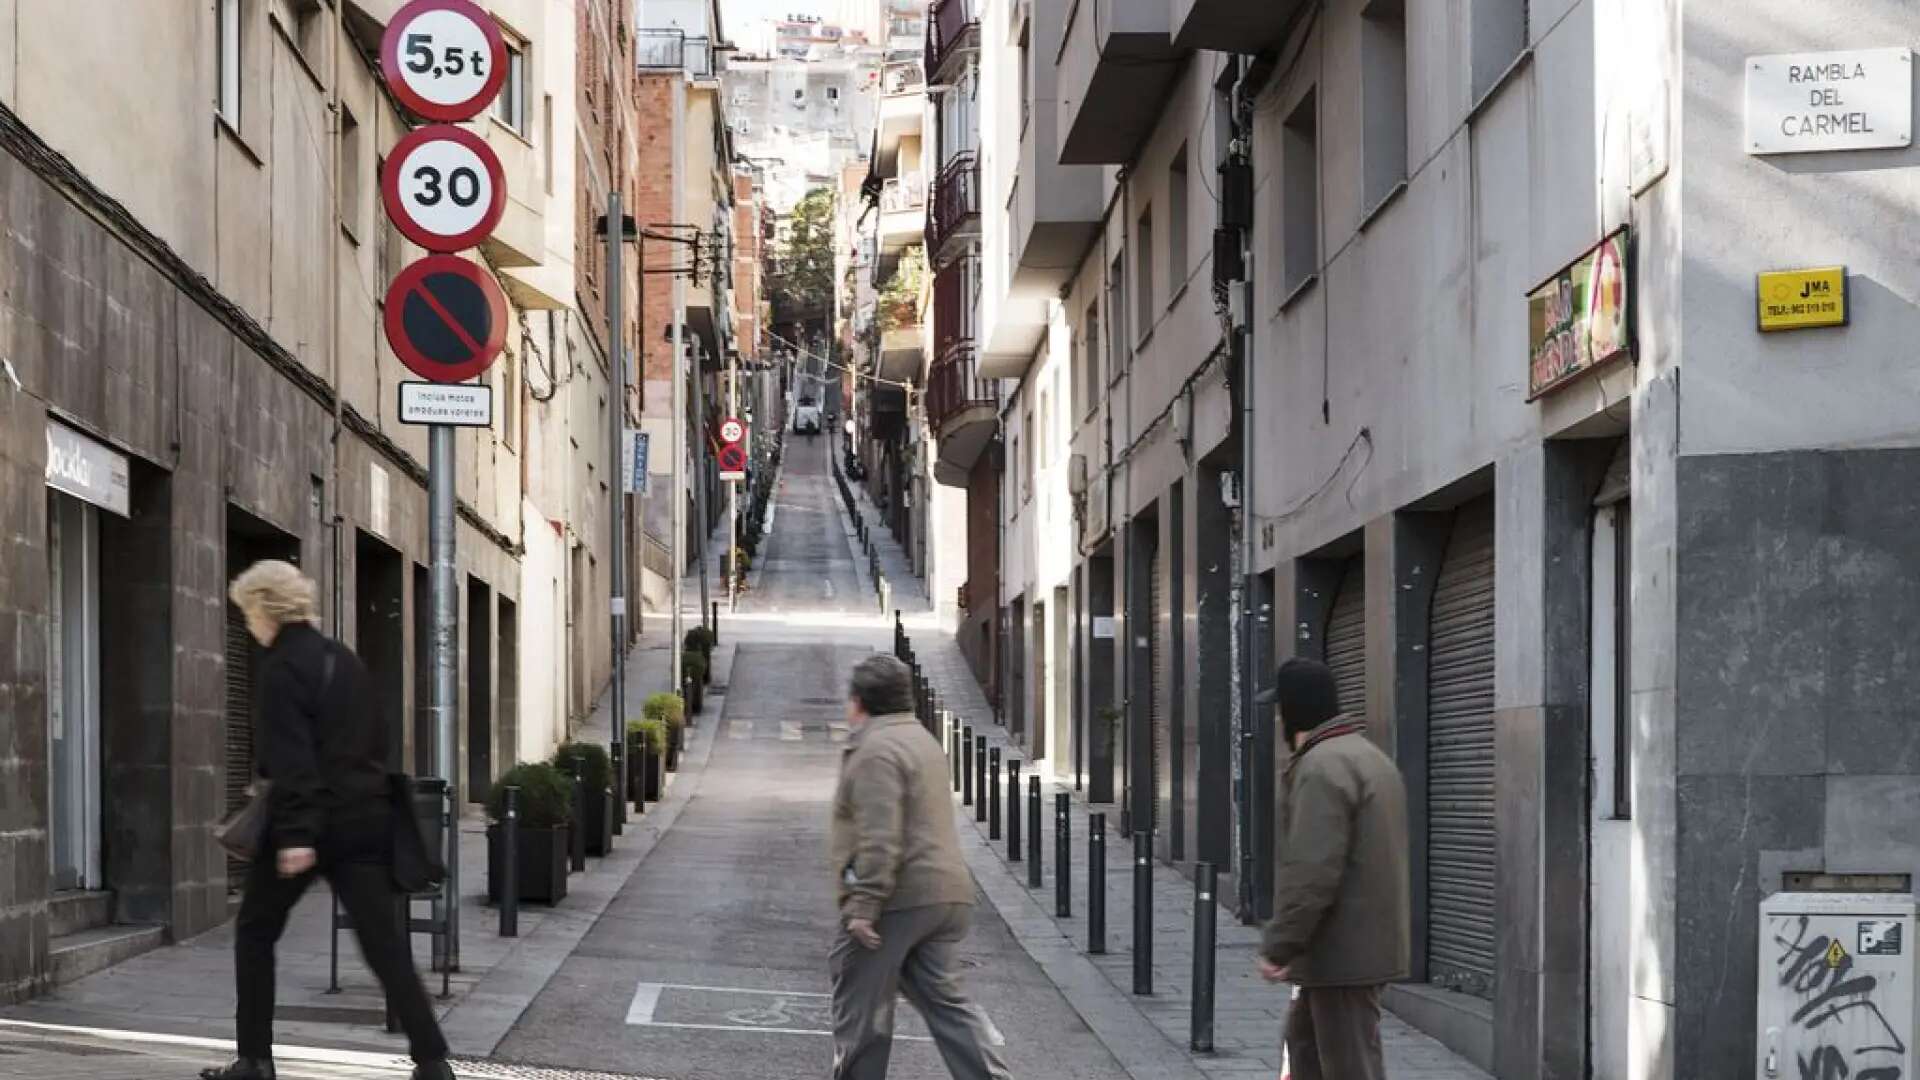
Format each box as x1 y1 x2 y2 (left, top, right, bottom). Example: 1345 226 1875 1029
1256 658 1410 1080
829 654 1010 1080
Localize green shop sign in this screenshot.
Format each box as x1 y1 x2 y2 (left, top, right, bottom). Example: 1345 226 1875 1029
1527 228 1631 399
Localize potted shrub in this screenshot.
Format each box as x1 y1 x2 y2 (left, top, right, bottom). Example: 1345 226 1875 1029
684 627 716 686
551 741 614 857
645 692 687 771
682 649 708 714
485 762 573 905
634 719 668 801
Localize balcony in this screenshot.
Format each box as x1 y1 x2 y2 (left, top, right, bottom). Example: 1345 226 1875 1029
926 153 981 267
925 0 979 88
927 348 997 486
873 61 926 178
878 174 927 253
1170 0 1304 53
1056 0 1184 164
636 29 717 79
877 323 925 384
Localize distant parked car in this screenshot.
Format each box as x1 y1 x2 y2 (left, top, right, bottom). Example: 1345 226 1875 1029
793 396 821 435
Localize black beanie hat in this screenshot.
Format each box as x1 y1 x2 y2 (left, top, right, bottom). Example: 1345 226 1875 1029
1255 657 1342 741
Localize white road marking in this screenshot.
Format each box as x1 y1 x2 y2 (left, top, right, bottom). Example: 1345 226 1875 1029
780 721 805 741
624 982 664 1025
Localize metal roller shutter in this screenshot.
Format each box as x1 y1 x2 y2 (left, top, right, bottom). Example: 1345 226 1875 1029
1426 499 1497 998
224 608 256 891
1150 545 1168 837
1325 558 1366 722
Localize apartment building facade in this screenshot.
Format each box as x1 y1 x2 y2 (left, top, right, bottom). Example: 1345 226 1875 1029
977 1 1920 1077
0 0 610 999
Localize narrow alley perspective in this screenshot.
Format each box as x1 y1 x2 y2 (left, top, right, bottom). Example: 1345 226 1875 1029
5 1 1920 1079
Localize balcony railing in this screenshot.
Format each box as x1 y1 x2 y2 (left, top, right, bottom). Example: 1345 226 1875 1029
637 30 715 78
933 255 977 364
926 0 979 85
927 152 980 257
881 174 927 214
882 59 925 96
926 347 995 434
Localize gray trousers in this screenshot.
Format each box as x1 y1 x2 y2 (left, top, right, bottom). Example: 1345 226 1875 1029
1283 985 1386 1080
830 903 1011 1080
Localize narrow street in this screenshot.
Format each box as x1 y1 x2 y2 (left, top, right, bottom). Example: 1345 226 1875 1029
492 434 1129 1079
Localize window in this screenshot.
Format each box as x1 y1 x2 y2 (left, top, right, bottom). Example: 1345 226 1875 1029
1107 252 1128 375
827 85 840 102
501 348 519 449
1361 0 1408 211
1135 208 1153 341
495 39 528 134
1049 370 1061 461
1037 385 1050 469
339 103 363 242
217 0 241 123
793 88 805 101
1084 301 1102 415
1008 430 1021 508
1023 406 1035 501
290 0 325 70
1168 146 1189 302
1017 25 1031 132
1471 0 1527 102
1282 91 1319 295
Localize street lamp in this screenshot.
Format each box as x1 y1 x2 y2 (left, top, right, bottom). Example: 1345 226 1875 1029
595 200 638 829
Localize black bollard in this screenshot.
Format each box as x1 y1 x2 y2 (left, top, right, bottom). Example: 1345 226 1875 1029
1089 813 1106 954
1132 831 1152 995
499 786 520 938
989 747 1002 840
568 766 587 873
962 726 975 806
609 740 626 834
975 737 989 823
1026 777 1043 887
1007 760 1023 861
1191 862 1217 1052
1055 793 1072 918
710 601 719 640
951 717 963 793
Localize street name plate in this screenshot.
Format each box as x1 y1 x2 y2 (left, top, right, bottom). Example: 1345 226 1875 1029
1746 47 1911 154
400 381 493 426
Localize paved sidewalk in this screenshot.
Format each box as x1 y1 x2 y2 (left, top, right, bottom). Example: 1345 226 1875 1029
840 478 1488 1080
0 627 728 1068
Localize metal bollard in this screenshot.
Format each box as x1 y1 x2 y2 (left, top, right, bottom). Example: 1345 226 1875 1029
1007 760 1023 861
1027 777 1043 888
1132 831 1152 995
1191 862 1217 1052
1089 813 1106 953
962 726 975 806
609 740 626 834
975 737 989 823
710 601 719 640
950 715 962 793
1055 793 1072 918
989 747 1002 840
499 786 520 938
569 767 587 873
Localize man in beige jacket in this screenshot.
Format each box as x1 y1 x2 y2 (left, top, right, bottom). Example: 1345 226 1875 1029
829 654 1010 1080
1256 657 1410 1080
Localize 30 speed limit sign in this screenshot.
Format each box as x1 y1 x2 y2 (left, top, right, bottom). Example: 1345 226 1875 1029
381 0 507 121
382 125 505 251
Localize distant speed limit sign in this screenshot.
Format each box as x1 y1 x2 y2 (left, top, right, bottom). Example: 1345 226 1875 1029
382 125 505 252
719 418 746 445
381 0 507 121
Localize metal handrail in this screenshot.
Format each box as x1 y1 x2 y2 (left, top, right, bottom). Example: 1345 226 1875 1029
926 0 978 84
927 153 979 255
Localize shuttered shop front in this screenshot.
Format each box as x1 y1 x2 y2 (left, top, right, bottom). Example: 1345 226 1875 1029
1426 499 1496 998
1325 558 1366 722
223 607 256 891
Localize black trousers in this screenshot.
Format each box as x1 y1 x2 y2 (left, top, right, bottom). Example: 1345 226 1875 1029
235 815 448 1064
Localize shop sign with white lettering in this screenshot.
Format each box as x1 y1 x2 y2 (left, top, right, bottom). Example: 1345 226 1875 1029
45 420 130 517
1746 47 1911 154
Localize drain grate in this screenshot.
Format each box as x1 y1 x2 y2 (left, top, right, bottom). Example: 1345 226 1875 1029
445 1059 668 1080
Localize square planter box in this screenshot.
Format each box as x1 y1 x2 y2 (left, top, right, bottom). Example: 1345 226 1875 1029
486 823 570 905
641 750 664 801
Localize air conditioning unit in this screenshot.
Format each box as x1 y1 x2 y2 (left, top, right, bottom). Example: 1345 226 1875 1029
1068 453 1089 497
1755 889 1915 1078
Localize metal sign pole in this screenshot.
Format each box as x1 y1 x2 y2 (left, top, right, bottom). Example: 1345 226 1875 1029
607 190 629 807
429 424 460 971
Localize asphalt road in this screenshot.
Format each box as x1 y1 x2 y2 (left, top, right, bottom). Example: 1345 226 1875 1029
494 433 1126 1079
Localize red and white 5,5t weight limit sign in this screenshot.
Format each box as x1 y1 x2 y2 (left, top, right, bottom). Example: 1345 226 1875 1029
381 0 508 121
